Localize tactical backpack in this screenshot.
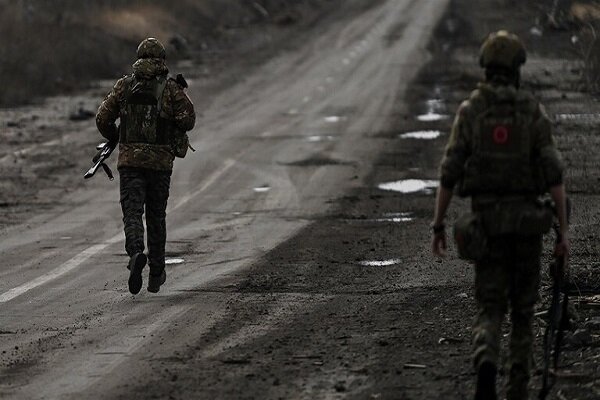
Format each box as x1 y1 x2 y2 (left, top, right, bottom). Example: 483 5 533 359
120 76 191 158
459 92 545 197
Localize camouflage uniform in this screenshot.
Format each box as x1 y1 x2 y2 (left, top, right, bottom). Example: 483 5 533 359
440 81 564 399
96 38 195 289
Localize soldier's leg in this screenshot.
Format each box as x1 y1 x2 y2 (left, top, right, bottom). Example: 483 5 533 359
507 235 542 400
473 238 511 370
119 168 147 257
473 237 511 400
145 170 171 276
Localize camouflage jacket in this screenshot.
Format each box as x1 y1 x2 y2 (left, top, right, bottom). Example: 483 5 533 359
440 82 564 197
96 58 195 171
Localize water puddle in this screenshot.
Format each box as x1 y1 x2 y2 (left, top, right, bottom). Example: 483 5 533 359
359 259 402 267
324 116 342 123
375 212 414 223
417 113 449 122
399 130 442 140
306 135 336 143
166 258 185 265
556 113 600 122
253 185 271 193
378 179 439 194
60 236 72 240
417 98 449 122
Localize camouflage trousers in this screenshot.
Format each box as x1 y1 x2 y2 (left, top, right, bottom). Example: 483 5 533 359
473 234 542 400
119 167 172 275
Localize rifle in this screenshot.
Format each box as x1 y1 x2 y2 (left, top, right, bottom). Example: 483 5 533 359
84 141 117 180
539 198 571 400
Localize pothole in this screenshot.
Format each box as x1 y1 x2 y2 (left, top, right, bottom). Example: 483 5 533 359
378 179 439 194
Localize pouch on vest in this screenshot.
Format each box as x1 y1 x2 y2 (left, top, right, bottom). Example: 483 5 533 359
170 129 192 158
121 77 168 145
453 213 488 262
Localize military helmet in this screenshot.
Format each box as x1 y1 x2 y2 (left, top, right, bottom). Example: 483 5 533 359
479 30 526 70
137 38 166 59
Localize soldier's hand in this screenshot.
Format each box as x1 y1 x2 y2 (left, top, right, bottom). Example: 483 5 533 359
554 233 570 274
432 232 447 258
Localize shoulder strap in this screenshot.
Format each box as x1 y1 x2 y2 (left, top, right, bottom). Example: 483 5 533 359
156 76 168 115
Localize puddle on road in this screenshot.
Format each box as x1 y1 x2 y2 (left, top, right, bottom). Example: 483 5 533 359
399 130 442 140
324 116 343 123
253 185 271 193
417 113 449 122
306 135 336 143
556 113 600 122
359 259 402 267
378 179 439 194
375 212 414 223
166 258 185 265
60 236 72 240
417 98 449 122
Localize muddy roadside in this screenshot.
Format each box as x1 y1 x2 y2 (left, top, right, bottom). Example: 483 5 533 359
115 1 600 399
0 0 379 230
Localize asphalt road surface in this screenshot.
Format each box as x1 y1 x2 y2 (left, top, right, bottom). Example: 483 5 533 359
0 1 450 398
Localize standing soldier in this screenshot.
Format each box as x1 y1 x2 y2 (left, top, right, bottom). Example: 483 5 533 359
431 31 570 400
96 38 196 295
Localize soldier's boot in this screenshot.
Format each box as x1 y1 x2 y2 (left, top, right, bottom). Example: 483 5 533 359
475 361 497 400
147 269 166 293
127 253 147 295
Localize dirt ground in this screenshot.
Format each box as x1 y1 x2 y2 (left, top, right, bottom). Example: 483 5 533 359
1 0 599 399
123 1 600 399
0 0 353 228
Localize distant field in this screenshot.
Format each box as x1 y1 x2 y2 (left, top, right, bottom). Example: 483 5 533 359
0 0 312 106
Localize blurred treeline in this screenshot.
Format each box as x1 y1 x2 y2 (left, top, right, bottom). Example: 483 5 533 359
0 0 310 106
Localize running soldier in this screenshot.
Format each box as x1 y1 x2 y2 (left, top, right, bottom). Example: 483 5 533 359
96 38 196 294
431 31 570 399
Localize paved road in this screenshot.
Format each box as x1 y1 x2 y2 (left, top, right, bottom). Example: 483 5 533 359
0 1 449 398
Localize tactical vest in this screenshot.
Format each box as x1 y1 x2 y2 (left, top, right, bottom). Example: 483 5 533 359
459 91 545 197
120 76 171 146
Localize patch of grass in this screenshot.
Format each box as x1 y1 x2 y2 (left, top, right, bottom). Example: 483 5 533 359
0 0 321 106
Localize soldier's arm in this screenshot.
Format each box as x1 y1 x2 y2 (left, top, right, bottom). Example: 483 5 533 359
439 102 472 190
533 104 569 247
432 103 471 257
165 80 196 132
95 77 128 143
533 103 564 188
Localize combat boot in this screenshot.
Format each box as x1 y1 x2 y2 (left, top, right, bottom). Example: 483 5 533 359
127 253 147 295
147 269 167 293
475 361 497 400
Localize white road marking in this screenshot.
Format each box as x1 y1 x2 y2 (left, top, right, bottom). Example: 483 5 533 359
169 158 237 212
0 241 119 303
0 159 237 303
